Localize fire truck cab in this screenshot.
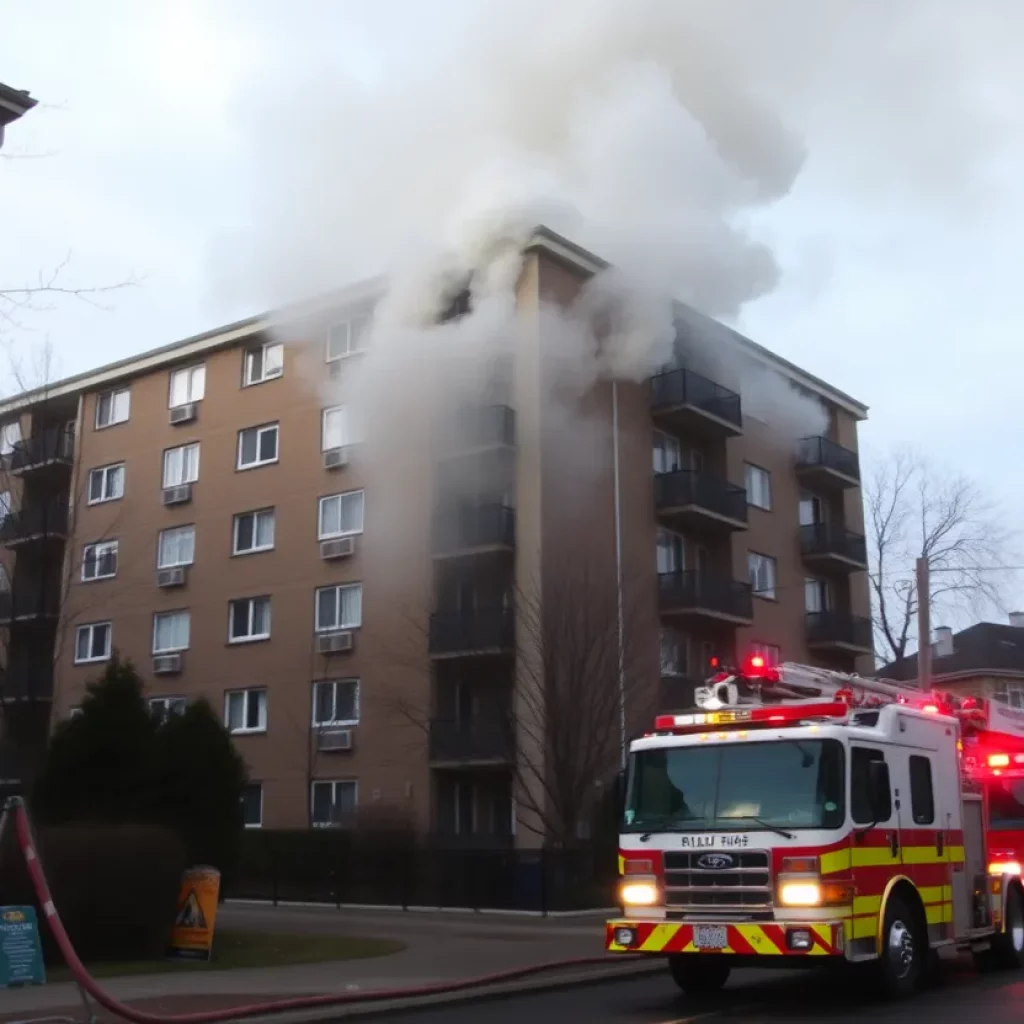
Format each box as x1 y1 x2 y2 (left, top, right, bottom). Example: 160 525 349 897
606 660 1024 1000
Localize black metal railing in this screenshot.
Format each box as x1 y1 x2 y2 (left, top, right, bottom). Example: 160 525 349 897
654 471 748 524
9 428 74 473
0 658 55 699
649 368 742 429
657 571 753 620
806 611 873 650
432 503 515 554
0 586 61 623
795 436 860 482
800 523 868 565
429 717 515 762
444 405 516 451
0 503 69 543
429 607 515 655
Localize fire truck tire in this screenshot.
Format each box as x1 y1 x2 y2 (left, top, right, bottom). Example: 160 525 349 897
875 894 925 998
986 883 1024 970
667 954 731 995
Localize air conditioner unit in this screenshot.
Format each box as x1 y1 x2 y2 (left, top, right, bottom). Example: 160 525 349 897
153 653 183 675
169 402 198 425
320 536 355 560
317 728 353 752
156 566 188 588
323 447 350 471
162 484 193 506
316 630 354 655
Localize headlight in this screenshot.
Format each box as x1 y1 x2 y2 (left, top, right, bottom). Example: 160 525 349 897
778 880 822 907
619 880 660 907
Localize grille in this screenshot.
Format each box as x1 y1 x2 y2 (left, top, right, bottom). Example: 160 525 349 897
662 849 772 914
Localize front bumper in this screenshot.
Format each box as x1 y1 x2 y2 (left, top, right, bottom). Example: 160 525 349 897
606 919 845 957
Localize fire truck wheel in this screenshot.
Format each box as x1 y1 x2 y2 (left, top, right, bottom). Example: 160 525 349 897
876 894 925 998
988 883 1024 970
667 954 731 995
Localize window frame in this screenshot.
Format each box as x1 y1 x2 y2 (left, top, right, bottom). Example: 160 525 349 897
744 463 773 511
228 596 272 644
909 755 936 825
321 406 350 452
312 679 360 727
242 341 285 387
157 524 196 569
659 628 689 678
310 779 359 828
81 539 119 582
851 746 893 825
168 364 206 409
0 420 22 455
232 508 276 555
95 388 131 430
326 315 370 362
237 423 280 470
74 622 112 664
241 782 264 828
149 696 187 723
747 551 778 601
318 490 365 540
162 443 201 488
314 582 363 633
87 462 126 505
655 527 685 575
224 688 268 735
152 609 191 655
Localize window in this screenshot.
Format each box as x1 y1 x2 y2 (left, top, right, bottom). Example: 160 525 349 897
0 490 11 519
992 682 1024 710
241 783 263 828
748 552 777 600
321 406 357 452
153 610 190 653
243 342 284 386
660 629 688 677
312 679 360 726
909 755 935 825
95 388 130 429
81 540 118 581
225 688 267 734
233 509 275 554
169 364 206 408
326 314 370 361
315 583 362 633
149 696 186 724
311 780 358 827
0 421 21 455
804 577 830 613
851 747 891 824
158 525 196 569
799 490 827 526
237 423 279 469
744 464 772 510
656 528 684 575
163 444 200 488
75 622 112 664
318 491 364 539
88 463 125 504
229 596 272 643
748 642 781 667
652 430 681 474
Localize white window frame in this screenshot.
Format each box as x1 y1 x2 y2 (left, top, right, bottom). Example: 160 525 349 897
659 628 689 677
224 688 268 735
0 420 22 455
241 782 264 828
0 490 11 519
315 583 363 633
326 315 370 362
318 490 364 540
233 508 276 555
312 679 360 727
152 610 191 654
163 443 200 488
81 540 119 582
237 423 280 470
652 430 682 474
87 463 125 505
95 388 131 429
321 406 351 452
744 463 773 511
149 696 187 722
157 525 196 569
243 341 284 387
655 527 685 575
800 490 827 527
168 364 206 408
228 596 272 644
311 779 358 828
748 552 778 601
74 622 112 664
804 576 831 613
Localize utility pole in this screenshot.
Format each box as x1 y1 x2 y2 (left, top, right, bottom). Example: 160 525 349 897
916 556 931 691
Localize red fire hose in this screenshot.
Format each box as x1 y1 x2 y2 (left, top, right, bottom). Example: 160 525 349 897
7 800 640 1023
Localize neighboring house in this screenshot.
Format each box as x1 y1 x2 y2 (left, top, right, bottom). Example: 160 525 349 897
0 82 37 151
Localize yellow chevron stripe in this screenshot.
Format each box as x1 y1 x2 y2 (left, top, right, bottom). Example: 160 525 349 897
734 925 784 954
639 924 678 953
821 848 852 874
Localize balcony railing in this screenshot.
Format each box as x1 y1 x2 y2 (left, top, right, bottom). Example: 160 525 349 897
429 607 515 656
649 368 742 431
795 436 860 484
800 523 868 567
429 717 514 762
443 405 516 452
0 586 60 624
654 471 748 526
806 611 873 651
0 503 69 545
657 571 753 622
8 428 74 474
432 503 515 555
0 658 55 700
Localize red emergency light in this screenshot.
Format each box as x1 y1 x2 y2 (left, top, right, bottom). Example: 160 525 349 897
654 702 849 733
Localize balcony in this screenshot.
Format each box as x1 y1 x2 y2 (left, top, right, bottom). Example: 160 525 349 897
795 436 860 490
8 428 74 477
429 608 515 658
0 503 69 547
649 368 742 438
658 571 753 625
440 405 516 455
806 611 874 654
654 471 748 533
0 586 60 626
0 658 55 700
800 523 868 572
429 717 514 765
433 503 515 558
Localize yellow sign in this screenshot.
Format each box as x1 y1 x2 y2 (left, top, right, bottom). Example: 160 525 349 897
167 866 221 961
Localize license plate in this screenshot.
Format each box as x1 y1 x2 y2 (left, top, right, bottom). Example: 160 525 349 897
693 925 728 950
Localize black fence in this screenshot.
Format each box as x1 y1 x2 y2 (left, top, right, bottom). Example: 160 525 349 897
227 831 619 914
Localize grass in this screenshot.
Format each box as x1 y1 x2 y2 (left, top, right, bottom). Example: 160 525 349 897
47 929 405 982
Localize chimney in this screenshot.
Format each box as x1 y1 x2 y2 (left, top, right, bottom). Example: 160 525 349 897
1010 612 1024 629
933 626 954 658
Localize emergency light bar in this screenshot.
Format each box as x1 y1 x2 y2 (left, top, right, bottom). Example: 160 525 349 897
654 702 850 733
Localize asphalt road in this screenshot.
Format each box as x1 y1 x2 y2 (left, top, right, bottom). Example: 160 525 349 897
370 958 1024 1022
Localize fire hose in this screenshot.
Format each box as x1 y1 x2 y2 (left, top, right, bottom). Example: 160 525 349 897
3 798 641 1023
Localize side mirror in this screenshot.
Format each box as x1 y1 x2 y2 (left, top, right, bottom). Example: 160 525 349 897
867 760 891 820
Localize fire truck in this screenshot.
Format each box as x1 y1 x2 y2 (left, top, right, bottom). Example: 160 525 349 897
606 658 1024 999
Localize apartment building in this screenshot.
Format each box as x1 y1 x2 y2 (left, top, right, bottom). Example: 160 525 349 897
0 227 872 841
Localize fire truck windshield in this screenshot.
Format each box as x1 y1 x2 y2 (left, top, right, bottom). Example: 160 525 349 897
988 778 1024 830
623 739 845 833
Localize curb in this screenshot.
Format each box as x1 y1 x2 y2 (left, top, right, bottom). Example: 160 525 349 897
224 899 617 920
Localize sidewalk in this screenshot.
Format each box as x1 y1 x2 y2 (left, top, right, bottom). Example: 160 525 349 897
1 904 655 1022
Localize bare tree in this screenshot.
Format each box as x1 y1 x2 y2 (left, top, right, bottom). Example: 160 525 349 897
865 447 1019 667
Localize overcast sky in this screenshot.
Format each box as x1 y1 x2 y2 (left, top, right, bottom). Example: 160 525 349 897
3 1 1023 621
